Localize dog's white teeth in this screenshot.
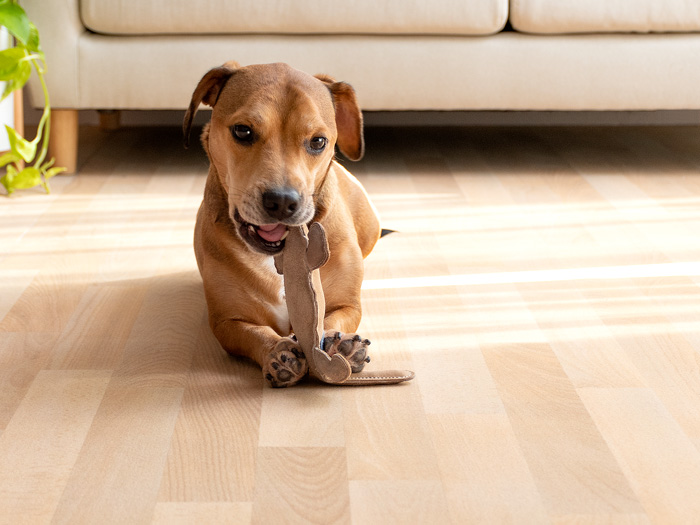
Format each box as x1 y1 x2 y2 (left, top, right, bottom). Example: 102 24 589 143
280 230 289 241
248 225 256 235
274 241 281 247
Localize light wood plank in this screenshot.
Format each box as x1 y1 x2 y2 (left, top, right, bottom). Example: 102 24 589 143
0 173 152 333
429 413 548 523
51 382 183 524
414 343 506 415
479 139 648 388
550 514 651 525
251 447 350 524
112 270 203 388
47 282 149 369
151 502 252 525
349 480 450 524
518 282 648 388
0 332 56 429
258 384 345 447
158 319 262 502
579 387 700 523
0 370 111 524
0 268 38 323
482 342 643 515
343 381 440 481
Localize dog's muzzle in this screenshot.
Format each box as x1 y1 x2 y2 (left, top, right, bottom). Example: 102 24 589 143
234 209 290 255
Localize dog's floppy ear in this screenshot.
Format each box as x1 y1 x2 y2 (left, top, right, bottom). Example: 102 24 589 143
315 75 364 161
183 63 238 148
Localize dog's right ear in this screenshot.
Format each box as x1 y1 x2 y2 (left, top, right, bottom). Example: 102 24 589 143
183 64 238 148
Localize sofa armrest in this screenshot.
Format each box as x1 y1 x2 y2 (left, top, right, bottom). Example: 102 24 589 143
23 0 84 109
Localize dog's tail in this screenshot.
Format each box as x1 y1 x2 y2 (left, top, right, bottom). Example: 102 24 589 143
381 229 396 237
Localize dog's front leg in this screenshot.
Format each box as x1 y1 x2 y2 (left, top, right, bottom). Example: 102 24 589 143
322 273 372 374
212 319 308 387
322 331 371 374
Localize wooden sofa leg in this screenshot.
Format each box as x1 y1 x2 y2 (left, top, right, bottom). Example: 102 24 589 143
49 109 78 174
98 110 121 130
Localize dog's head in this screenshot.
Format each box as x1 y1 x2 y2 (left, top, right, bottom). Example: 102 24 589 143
184 61 363 255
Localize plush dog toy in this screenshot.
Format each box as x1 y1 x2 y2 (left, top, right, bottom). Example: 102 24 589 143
274 223 415 386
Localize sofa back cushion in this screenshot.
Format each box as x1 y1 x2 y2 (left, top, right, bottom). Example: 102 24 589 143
81 0 508 36
511 0 700 34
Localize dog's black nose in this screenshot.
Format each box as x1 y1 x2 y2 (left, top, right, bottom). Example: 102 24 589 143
262 187 301 221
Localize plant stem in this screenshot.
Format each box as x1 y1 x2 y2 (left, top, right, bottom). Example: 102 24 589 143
33 59 50 169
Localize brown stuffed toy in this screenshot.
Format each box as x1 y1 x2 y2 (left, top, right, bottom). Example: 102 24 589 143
274 223 415 386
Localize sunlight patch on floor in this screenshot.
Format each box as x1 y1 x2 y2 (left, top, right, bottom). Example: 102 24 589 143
362 261 700 290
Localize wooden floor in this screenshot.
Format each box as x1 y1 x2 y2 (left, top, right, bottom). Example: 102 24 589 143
2 124 700 523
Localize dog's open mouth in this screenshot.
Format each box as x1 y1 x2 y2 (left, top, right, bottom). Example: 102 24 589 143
234 210 289 255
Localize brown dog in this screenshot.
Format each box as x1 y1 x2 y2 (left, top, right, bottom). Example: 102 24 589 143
184 61 381 387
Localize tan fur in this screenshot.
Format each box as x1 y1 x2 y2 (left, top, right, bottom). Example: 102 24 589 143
187 62 381 384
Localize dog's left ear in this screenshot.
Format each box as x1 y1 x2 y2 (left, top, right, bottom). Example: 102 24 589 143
183 64 238 148
315 75 364 161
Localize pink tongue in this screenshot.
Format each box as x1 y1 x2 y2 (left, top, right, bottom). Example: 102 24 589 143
257 223 287 242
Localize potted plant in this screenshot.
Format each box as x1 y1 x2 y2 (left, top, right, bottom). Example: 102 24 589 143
0 0 63 196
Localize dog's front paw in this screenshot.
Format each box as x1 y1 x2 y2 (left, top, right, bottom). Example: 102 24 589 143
322 331 371 373
263 337 308 388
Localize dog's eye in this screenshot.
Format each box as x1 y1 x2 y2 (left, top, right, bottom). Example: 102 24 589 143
231 125 254 143
308 136 327 153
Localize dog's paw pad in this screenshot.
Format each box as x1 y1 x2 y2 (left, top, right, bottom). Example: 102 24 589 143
323 330 371 373
264 338 308 388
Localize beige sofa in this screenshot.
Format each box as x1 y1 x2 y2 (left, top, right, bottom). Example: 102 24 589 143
25 0 700 172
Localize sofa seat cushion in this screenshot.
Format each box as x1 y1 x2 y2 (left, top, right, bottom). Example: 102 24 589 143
511 0 700 34
81 0 508 36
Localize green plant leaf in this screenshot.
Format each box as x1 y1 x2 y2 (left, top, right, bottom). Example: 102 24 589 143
1 176 13 194
1 163 17 194
1 59 30 99
10 166 41 190
26 22 40 53
0 47 25 79
0 47 32 99
0 149 20 167
0 2 30 44
44 166 66 179
6 124 37 162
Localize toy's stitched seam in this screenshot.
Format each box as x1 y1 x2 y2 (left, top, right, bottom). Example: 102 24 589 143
347 376 409 381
